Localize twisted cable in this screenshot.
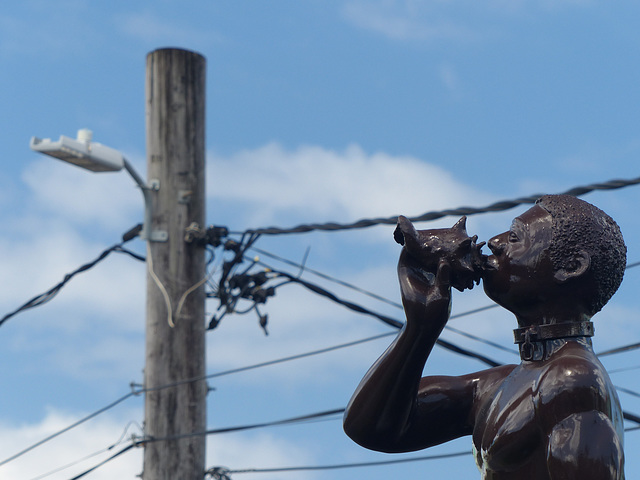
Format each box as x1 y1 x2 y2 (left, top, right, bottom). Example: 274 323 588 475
246 176 640 235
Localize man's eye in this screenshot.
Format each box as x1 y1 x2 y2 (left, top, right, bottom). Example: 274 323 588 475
508 232 519 242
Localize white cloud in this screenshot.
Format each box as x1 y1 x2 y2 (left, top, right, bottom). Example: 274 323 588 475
341 0 595 43
4 141 498 396
203 141 503 384
206 432 317 480
0 143 524 479
0 408 316 480
5 142 504 388
7 154 146 320
341 0 476 43
0 408 143 480
0 219 145 331
0 229 146 381
206 279 381 372
21 158 142 233
0 158 146 383
208 142 493 231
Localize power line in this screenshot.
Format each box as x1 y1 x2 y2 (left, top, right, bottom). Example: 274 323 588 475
63 398 640 480
624 411 640 427
11 308 639 474
57 408 345 480
0 391 137 467
204 332 395 379
244 175 640 235
250 248 514 354
256 243 538 357
0 299 505 470
147 325 501 397
29 447 113 480
0 225 142 328
219 213 640 362
138 334 397 395
214 250 640 370
273 254 640 360
63 396 639 480
219 240 518 360
444 318 517 355
267 269 504 366
113 245 146 262
138 408 345 445
609 365 640 374
6 216 637 474
19 333 634 475
250 247 640 359
145 303 512 396
616 385 640 399
270 270 404 328
206 451 471 479
67 409 335 479
28 421 141 480
250 245 403 309
598 342 640 357
67 441 471 480
66 444 137 480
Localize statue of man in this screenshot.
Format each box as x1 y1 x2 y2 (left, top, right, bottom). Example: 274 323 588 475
343 194 626 479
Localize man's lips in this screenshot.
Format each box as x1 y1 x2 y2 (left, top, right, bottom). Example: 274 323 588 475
483 255 498 271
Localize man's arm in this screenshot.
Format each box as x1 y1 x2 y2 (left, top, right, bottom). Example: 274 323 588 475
343 250 500 452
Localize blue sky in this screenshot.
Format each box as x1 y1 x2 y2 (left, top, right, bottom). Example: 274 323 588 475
1 1 640 479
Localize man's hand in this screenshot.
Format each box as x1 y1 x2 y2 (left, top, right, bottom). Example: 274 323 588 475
398 248 452 330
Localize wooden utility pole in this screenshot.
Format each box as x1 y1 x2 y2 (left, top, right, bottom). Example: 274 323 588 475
143 48 207 480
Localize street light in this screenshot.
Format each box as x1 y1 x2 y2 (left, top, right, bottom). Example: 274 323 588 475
30 129 166 242
30 129 124 172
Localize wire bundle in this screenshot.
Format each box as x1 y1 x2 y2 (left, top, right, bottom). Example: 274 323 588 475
2 176 640 479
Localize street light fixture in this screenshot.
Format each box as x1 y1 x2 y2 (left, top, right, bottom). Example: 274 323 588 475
30 129 166 242
30 129 124 172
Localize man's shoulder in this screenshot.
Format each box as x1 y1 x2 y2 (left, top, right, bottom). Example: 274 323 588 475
537 344 613 416
542 343 604 381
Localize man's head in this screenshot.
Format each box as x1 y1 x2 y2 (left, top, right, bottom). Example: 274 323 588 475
536 194 626 315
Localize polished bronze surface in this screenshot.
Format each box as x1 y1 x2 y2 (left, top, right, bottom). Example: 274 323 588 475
393 215 484 292
344 195 626 479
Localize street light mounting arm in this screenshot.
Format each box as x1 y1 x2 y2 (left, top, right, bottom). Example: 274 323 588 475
122 158 166 242
30 129 166 242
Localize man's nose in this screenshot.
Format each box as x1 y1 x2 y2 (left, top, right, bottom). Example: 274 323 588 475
488 235 505 255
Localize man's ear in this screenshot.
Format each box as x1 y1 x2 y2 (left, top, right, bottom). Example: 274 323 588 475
553 250 591 283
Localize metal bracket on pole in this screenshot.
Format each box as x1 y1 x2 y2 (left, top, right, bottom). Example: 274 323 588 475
146 180 168 242
124 162 168 242
149 229 168 242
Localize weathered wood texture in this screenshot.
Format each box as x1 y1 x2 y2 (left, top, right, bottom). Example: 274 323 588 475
143 48 207 480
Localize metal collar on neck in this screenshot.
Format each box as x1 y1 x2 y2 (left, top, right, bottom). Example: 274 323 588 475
513 321 594 361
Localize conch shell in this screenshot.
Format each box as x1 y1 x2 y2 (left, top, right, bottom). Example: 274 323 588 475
394 215 485 292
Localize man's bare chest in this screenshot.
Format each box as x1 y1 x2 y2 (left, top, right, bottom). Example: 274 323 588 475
472 365 546 475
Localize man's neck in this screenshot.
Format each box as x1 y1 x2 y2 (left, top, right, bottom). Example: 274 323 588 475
513 321 594 361
515 309 592 328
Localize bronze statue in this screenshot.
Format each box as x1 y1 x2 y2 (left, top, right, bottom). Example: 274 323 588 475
343 195 626 479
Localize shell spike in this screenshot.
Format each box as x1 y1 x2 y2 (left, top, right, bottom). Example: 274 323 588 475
452 216 468 234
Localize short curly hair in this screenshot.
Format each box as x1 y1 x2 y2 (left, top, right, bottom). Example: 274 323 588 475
536 195 626 315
